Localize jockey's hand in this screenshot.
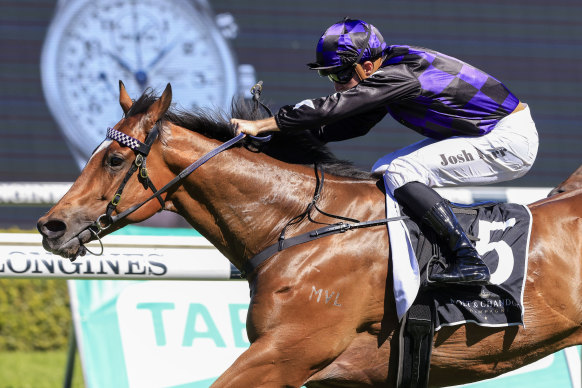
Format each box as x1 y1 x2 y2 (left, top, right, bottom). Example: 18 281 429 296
230 117 279 136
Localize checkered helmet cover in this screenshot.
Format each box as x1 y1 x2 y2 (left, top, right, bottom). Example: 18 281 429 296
307 19 387 70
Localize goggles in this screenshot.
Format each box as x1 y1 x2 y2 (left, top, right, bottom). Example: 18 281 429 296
318 65 357 84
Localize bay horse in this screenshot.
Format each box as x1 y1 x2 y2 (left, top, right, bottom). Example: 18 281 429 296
37 82 582 387
549 164 582 197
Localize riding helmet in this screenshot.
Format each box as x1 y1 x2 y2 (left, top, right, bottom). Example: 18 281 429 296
307 18 387 70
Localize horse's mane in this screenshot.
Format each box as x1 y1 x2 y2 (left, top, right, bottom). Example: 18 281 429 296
126 90 373 180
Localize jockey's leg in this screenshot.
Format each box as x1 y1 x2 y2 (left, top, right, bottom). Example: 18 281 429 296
394 181 490 284
372 108 537 284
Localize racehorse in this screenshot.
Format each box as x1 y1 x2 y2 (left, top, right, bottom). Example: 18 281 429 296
548 164 582 197
37 82 582 387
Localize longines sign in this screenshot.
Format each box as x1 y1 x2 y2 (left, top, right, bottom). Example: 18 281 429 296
0 233 234 280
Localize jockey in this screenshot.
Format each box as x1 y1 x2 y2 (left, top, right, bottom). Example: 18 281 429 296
231 18 538 285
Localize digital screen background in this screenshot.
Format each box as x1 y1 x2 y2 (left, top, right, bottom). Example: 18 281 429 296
1 0 581 226
211 0 582 184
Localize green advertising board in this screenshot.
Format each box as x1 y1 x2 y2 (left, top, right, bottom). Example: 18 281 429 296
69 278 580 388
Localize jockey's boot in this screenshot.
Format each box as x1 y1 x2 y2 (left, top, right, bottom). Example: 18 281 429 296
421 200 490 285
393 181 490 285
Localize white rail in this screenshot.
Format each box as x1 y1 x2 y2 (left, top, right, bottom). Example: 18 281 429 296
0 182 553 280
0 182 552 205
0 233 237 280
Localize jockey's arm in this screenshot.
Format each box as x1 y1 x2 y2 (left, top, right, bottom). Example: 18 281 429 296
275 65 419 131
231 65 418 138
312 106 389 143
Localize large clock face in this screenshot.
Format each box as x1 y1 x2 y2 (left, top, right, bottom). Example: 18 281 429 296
42 0 237 167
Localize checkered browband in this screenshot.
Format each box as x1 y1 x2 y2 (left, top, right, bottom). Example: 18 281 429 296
106 127 149 155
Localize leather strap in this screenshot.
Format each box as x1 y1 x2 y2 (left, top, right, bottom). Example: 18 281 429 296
104 125 164 221
242 215 408 278
109 132 270 224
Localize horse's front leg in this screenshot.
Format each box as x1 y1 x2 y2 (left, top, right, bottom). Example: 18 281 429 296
213 240 388 387
210 281 363 387
210 336 315 388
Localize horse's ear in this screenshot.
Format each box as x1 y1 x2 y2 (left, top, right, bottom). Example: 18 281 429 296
119 80 133 114
146 83 172 125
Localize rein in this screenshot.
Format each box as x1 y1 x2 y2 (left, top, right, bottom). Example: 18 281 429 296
80 130 269 262
93 82 275 236
85 119 407 274
85 121 406 273
94 130 259 232
82 83 406 276
92 130 270 237
83 82 274 258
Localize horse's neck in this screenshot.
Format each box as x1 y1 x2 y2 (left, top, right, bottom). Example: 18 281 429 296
163 128 369 268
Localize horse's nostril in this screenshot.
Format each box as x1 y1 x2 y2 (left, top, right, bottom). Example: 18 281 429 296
38 219 67 239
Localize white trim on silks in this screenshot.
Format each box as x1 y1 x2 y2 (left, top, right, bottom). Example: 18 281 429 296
293 99 315 110
519 204 533 328
383 173 420 320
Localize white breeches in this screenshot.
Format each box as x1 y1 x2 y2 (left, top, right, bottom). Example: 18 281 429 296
372 104 539 194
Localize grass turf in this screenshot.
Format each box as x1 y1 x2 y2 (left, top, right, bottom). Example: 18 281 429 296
0 350 85 388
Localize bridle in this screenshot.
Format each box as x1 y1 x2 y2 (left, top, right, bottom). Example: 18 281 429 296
81 110 407 278
90 127 268 237
97 81 273 232
77 122 269 259
95 124 165 232
78 83 405 273
75 82 272 259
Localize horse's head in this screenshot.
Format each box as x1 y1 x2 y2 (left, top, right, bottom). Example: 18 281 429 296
37 81 173 259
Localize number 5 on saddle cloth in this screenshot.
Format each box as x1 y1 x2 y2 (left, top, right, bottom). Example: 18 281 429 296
395 201 532 388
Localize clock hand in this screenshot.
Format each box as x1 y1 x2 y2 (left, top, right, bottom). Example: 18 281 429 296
130 6 144 71
146 39 179 71
126 6 148 91
135 32 144 71
105 51 134 73
104 50 147 90
133 37 178 91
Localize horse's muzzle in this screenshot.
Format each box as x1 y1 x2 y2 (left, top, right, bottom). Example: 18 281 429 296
37 218 67 240
37 217 92 260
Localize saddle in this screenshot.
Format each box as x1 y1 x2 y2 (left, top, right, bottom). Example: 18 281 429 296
396 201 531 388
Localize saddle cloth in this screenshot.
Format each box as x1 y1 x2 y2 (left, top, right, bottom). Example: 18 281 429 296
385 190 532 329
404 202 532 330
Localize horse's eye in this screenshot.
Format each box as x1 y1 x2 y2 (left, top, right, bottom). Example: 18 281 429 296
108 155 124 167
